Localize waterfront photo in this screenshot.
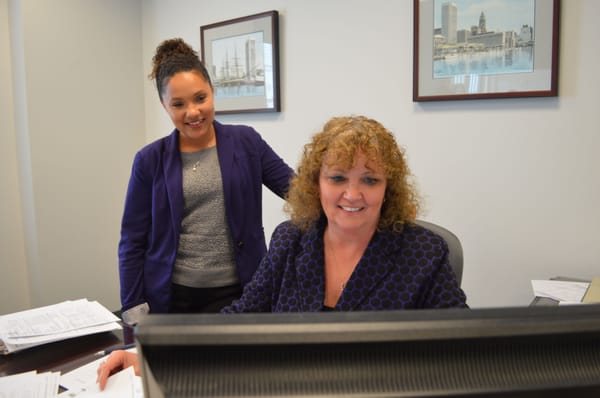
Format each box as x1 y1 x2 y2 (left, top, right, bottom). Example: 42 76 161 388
413 0 558 101
433 0 535 78
201 11 280 113
211 32 267 99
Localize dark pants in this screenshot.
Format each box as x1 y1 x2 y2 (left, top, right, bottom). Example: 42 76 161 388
170 283 243 313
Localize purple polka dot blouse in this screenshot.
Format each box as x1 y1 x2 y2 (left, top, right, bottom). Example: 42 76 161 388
223 218 467 313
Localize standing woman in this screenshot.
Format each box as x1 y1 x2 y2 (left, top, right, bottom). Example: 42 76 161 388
118 38 293 324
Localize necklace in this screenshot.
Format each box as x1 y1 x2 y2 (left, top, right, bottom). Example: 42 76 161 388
192 160 200 171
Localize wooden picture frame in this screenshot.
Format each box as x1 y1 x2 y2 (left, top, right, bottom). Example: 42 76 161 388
201 11 280 114
413 0 559 101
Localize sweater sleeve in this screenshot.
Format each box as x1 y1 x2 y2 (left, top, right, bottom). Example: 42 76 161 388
252 127 294 198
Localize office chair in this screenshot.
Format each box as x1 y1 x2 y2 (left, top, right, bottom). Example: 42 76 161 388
414 220 463 286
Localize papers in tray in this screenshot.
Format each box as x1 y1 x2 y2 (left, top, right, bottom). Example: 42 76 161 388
531 279 590 304
0 299 121 354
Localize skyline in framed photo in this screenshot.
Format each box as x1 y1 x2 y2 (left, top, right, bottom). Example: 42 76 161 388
433 0 536 78
414 0 559 101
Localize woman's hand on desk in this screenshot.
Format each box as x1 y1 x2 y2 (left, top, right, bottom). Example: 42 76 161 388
96 350 140 390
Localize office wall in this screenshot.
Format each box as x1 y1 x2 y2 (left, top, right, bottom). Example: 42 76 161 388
1 0 145 314
1 1 598 314
0 0 29 312
141 0 599 307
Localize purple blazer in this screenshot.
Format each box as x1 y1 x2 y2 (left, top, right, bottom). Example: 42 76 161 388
223 218 468 312
118 121 293 313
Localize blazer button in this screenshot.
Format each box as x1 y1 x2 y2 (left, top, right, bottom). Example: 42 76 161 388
237 241 244 247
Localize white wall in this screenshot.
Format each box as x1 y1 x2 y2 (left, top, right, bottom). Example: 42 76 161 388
141 0 600 308
2 1 598 314
0 0 29 312
1 0 145 314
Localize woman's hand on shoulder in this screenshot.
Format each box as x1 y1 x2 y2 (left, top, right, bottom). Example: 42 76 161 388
96 350 140 390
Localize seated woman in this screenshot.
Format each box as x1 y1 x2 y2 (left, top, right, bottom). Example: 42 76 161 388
97 115 467 389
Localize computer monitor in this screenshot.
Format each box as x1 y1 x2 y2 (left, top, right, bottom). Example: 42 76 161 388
135 305 600 398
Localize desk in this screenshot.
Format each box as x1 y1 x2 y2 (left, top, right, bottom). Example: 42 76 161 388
0 324 134 377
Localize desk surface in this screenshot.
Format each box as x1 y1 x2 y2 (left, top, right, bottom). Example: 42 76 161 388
0 324 134 377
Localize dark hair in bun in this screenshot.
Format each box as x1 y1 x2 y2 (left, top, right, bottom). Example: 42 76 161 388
149 38 212 101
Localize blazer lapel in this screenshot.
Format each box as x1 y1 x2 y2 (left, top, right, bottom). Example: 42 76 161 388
163 130 183 233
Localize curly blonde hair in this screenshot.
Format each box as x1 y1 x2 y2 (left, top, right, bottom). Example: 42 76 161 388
285 115 420 231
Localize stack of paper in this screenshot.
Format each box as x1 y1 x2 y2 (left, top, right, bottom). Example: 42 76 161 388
531 280 590 304
0 299 121 354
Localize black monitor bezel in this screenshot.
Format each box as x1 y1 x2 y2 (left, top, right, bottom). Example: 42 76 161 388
135 304 600 346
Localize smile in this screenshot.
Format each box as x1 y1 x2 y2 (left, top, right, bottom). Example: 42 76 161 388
187 119 203 126
340 206 363 212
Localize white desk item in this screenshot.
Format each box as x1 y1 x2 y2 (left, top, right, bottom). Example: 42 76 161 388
0 299 121 354
0 370 60 397
531 279 590 303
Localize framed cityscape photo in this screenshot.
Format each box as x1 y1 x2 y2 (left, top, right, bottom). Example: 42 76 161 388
201 11 280 114
413 0 559 101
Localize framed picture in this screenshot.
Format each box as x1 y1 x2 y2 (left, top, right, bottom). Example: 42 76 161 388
201 11 280 114
413 0 559 101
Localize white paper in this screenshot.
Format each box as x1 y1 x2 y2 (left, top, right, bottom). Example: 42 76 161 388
60 347 138 394
0 370 61 398
6 322 122 346
59 366 143 398
59 356 106 395
0 299 121 354
531 280 590 303
558 300 586 306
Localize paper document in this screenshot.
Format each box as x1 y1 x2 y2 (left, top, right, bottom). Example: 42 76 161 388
59 347 138 395
59 366 143 398
0 299 121 354
0 370 60 398
531 280 590 303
